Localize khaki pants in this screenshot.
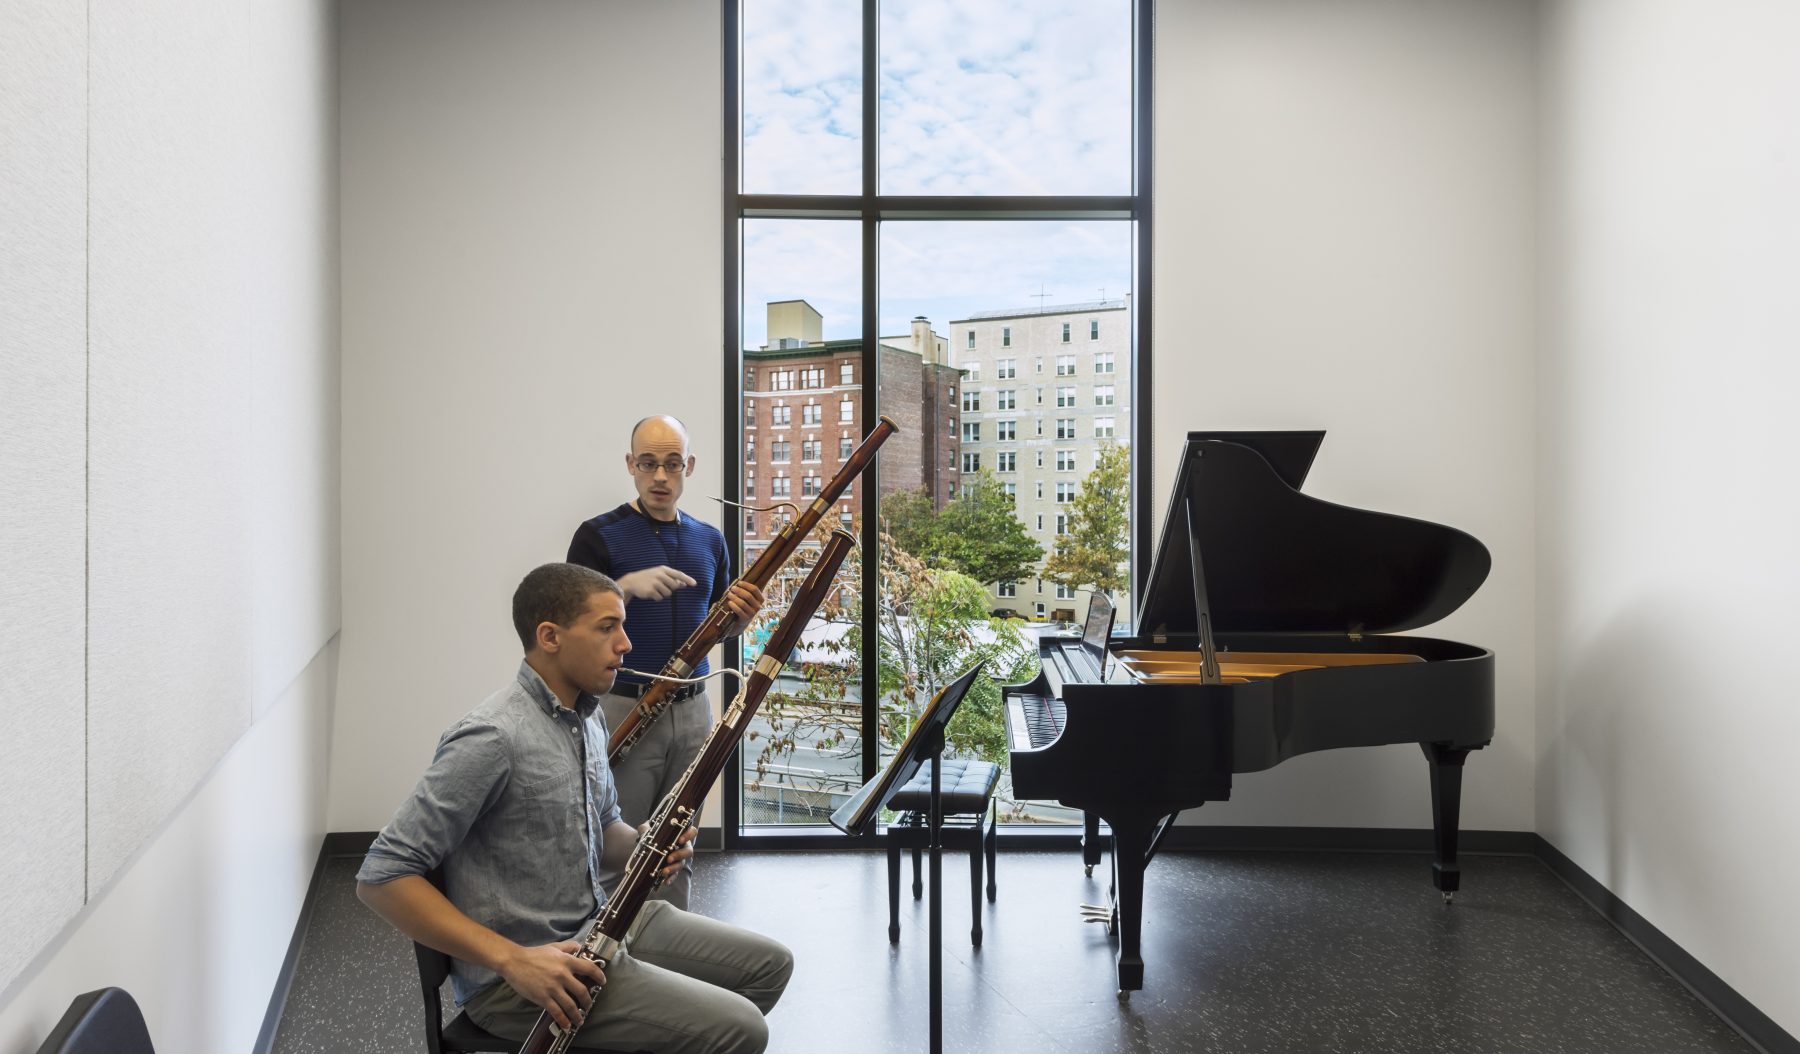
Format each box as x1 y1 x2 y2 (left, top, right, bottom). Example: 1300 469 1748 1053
464 900 792 1054
600 688 713 911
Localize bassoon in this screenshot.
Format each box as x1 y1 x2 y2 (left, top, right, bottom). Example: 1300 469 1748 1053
607 415 895 765
516 528 858 1054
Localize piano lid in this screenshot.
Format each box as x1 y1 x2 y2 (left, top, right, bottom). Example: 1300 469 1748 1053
1136 432 1491 638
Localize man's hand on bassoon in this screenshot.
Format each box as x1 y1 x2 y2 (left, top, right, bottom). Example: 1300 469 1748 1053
497 940 606 1030
721 580 764 635
639 822 699 884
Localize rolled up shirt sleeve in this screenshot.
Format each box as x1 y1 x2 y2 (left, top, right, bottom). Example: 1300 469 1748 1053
357 719 510 885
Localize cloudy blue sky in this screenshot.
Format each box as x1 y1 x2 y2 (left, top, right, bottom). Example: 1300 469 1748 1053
740 0 1135 351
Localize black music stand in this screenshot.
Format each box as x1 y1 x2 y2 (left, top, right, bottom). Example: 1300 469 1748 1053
831 661 987 1054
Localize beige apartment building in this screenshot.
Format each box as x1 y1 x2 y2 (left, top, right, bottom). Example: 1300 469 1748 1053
947 299 1132 620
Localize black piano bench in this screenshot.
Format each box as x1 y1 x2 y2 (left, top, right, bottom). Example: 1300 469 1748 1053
885 758 1001 947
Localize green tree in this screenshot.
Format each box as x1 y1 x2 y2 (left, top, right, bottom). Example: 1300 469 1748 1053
880 473 1042 588
879 487 937 558
1045 441 1130 596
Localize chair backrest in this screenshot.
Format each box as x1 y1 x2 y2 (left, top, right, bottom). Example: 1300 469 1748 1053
415 938 454 1054
36 988 155 1054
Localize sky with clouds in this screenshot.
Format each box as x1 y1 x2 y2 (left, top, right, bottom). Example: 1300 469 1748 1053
740 0 1134 352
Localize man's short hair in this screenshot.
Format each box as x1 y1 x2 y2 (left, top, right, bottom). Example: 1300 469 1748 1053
629 414 690 450
512 563 622 651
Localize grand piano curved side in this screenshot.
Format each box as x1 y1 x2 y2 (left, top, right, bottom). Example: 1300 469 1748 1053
1003 431 1495 992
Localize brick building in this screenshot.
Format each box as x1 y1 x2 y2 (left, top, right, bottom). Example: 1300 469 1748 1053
741 301 960 560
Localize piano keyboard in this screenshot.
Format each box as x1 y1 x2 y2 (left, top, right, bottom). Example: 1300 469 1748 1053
1008 693 1067 750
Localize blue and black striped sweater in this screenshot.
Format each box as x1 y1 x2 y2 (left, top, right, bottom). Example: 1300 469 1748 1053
566 502 732 686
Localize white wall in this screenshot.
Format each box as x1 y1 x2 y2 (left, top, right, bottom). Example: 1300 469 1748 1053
0 0 339 1046
0 644 335 1054
1154 0 1540 832
331 0 725 830
1539 0 1800 1035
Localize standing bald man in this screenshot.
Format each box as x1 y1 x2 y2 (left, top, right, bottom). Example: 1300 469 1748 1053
566 415 761 910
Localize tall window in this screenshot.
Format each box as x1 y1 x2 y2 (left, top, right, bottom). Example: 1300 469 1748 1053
731 0 1149 836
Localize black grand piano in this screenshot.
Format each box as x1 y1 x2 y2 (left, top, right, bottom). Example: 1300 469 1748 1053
1003 431 1494 992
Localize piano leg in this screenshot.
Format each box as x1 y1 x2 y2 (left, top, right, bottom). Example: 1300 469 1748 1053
1106 815 1159 992
1421 742 1474 903
1081 811 1104 876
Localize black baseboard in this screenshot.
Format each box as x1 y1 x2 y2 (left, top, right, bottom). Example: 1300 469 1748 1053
253 838 335 1054
1532 835 1795 1054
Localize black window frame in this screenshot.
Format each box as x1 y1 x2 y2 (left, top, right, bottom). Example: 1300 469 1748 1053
720 0 1155 848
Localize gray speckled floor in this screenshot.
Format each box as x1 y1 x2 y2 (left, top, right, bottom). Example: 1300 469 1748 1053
272 849 1754 1054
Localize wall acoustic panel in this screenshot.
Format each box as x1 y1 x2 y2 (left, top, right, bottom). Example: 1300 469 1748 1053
0 0 90 995
85 0 256 888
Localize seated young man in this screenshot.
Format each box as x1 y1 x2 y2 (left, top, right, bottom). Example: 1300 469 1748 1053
356 563 792 1054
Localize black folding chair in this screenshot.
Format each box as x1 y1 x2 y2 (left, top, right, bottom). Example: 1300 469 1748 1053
36 988 154 1054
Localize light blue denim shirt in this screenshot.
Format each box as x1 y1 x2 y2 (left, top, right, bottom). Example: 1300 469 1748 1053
358 661 622 1004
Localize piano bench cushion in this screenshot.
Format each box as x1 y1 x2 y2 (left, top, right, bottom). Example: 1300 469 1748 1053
888 759 1001 816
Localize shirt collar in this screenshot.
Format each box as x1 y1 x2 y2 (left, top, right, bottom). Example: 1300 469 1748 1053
516 660 601 721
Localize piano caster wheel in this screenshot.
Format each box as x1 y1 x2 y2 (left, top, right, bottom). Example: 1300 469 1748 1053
1116 989 1131 1003
1084 865 1094 877
1442 892 1456 905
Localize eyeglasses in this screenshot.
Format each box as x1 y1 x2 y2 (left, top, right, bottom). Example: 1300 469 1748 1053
632 457 688 475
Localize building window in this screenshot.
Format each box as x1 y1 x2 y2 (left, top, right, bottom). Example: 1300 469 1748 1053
839 434 854 458
1056 355 1076 376
1056 449 1076 471
1055 418 1076 439
964 362 980 382
962 422 981 443
840 400 855 422
1002 326 1012 347
1035 603 1046 618
961 391 980 412
1090 319 1100 340
1056 387 1076 407
841 510 854 528
802 474 821 496
962 452 981 473
803 403 822 426
1055 514 1069 536
1056 481 1075 502
746 368 758 391
771 441 791 462
745 512 756 535
996 389 1017 410
772 476 791 498
1094 416 1114 438
770 370 793 391
1001 482 1017 499
1036 481 1044 499
966 330 976 349
801 366 824 387
1056 582 1077 599
746 442 757 463
996 451 1016 472
771 405 791 426
998 581 1017 598
1036 450 1044 468
997 358 1016 379
996 420 1016 441
802 438 821 461
948 417 956 435
1036 514 1043 530
745 472 756 498
1095 352 1114 374
1061 322 1071 343
1095 385 1114 406
841 360 855 384
746 398 756 417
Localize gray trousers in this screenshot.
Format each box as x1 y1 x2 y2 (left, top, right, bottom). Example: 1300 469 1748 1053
600 688 712 911
464 900 792 1054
